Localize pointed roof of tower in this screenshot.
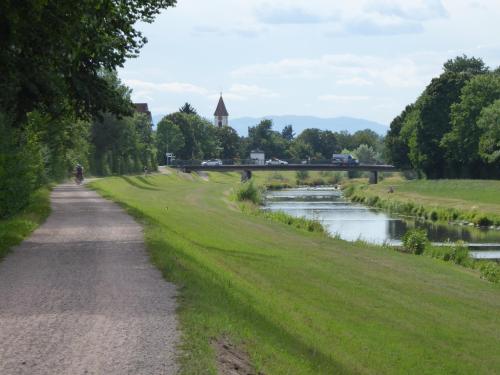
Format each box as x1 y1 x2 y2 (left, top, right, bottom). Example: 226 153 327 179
214 95 229 116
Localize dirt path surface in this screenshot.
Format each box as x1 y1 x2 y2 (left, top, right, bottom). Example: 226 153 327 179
0 183 179 375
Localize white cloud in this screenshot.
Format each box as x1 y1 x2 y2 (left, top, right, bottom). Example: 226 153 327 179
209 84 279 101
125 79 209 95
366 0 448 21
254 5 331 24
340 15 423 36
231 54 432 88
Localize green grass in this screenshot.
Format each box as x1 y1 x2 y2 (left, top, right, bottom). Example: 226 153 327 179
345 177 500 226
0 187 51 260
90 173 500 375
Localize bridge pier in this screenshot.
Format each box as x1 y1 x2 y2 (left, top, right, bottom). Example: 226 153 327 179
369 170 378 184
241 170 252 182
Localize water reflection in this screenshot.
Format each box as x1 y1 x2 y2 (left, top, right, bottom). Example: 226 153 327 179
264 188 500 245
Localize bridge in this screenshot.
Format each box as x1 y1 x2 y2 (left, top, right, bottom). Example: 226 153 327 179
171 160 397 184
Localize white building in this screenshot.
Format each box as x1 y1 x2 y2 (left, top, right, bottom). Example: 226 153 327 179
214 94 228 127
250 149 265 165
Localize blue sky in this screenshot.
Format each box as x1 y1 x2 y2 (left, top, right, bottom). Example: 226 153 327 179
119 0 500 125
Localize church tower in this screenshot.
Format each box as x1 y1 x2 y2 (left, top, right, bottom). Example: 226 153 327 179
214 94 228 128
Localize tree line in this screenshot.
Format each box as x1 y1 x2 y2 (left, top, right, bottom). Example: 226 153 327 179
156 111 384 165
385 55 500 179
0 0 176 218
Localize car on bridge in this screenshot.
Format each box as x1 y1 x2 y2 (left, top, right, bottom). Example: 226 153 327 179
331 154 359 166
265 158 288 165
201 159 223 166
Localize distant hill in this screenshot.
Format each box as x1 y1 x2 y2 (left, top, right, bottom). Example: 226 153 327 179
229 116 388 136
152 114 389 136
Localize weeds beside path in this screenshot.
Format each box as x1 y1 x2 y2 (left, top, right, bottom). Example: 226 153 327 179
91 173 500 375
0 187 51 260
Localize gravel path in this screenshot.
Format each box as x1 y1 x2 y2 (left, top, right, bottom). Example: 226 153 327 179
0 183 179 375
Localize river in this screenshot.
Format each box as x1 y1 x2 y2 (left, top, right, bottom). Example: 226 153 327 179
264 187 500 258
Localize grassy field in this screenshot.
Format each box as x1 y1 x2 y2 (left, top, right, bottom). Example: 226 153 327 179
91 172 500 375
345 177 500 226
0 187 51 260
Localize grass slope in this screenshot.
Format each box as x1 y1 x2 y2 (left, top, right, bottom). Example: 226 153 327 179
0 187 51 260
346 177 500 225
91 173 500 375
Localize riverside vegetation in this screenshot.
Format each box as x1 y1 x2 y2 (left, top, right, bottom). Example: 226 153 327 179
401 229 499 283
90 171 499 375
343 177 500 227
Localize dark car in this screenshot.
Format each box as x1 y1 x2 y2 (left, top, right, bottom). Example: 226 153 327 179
331 154 359 166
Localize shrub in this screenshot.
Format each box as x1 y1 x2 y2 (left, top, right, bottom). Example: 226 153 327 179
402 229 428 255
449 241 470 265
295 170 309 182
479 262 500 283
474 215 492 227
430 210 439 221
236 181 262 205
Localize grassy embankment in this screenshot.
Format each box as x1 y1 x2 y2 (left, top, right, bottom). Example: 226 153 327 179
0 187 51 260
90 172 500 375
344 177 500 227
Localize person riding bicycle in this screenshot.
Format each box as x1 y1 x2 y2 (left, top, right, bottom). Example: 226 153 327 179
75 163 84 183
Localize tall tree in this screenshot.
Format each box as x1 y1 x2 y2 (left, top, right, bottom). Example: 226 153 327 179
477 99 500 165
281 124 295 141
179 103 197 115
384 105 414 169
409 72 471 178
443 55 488 75
441 73 500 177
216 126 240 160
156 119 185 163
0 0 176 126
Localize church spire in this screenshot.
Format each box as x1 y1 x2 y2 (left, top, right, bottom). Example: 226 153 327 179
214 94 229 127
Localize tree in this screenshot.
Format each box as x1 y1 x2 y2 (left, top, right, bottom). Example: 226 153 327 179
247 119 287 158
162 112 217 160
156 119 185 164
0 0 176 126
441 73 500 177
288 139 313 160
409 72 471 178
281 125 295 141
352 129 381 151
443 55 488 75
179 103 197 115
478 99 500 164
353 144 379 164
216 126 240 160
384 105 413 168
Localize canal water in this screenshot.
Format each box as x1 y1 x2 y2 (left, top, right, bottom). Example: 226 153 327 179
264 187 500 254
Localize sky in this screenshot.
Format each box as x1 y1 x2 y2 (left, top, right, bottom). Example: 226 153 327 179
119 0 500 126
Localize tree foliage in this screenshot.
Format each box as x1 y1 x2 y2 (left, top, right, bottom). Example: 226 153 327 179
386 55 500 179
179 103 197 114
478 100 500 164
0 0 176 125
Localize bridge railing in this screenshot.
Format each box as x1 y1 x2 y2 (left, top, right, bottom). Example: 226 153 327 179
170 158 384 167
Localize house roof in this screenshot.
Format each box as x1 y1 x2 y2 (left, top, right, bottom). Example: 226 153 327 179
133 103 152 122
214 95 228 116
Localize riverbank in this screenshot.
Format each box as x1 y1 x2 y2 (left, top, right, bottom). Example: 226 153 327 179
343 177 500 228
91 173 499 375
0 187 51 260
